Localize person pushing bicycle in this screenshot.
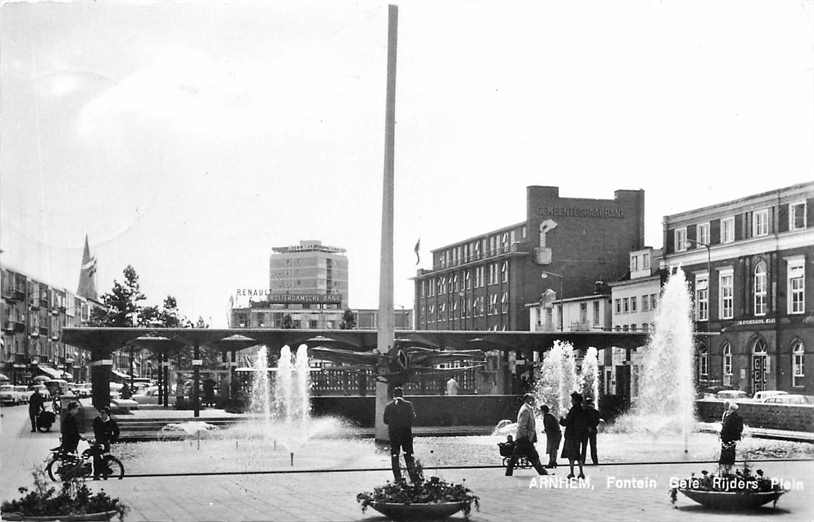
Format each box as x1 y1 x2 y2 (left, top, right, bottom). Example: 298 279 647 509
91 406 120 479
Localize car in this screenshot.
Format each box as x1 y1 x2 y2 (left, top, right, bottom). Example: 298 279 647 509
132 385 160 405
0 384 19 405
715 390 749 401
14 386 29 404
753 390 788 402
761 394 814 405
71 383 93 398
110 382 123 400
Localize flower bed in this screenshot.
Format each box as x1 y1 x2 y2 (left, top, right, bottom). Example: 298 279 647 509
1 469 127 522
669 462 787 510
357 462 479 521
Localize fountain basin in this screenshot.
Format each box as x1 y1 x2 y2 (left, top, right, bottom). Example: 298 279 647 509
370 501 468 521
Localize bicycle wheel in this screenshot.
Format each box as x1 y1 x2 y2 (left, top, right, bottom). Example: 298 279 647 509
100 455 124 480
46 457 65 481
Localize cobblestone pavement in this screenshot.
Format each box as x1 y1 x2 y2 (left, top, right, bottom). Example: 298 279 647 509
2 404 813 522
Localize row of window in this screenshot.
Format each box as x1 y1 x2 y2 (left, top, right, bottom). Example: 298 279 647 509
629 252 652 273
693 257 806 321
420 292 510 322
698 339 805 387
420 262 510 297
612 323 654 332
674 201 807 252
436 226 527 269
614 294 659 315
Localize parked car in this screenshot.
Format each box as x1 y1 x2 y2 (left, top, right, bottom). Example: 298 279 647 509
29 384 51 399
14 386 29 404
133 385 160 405
110 382 123 400
0 384 20 405
762 394 814 405
753 390 788 402
71 382 93 398
44 379 75 399
715 390 749 401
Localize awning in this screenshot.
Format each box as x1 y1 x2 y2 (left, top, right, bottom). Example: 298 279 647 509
110 369 131 382
36 364 64 379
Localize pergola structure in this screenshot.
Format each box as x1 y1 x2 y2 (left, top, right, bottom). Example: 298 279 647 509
61 326 648 417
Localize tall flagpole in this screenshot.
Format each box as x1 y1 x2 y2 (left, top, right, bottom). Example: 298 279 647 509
375 4 398 442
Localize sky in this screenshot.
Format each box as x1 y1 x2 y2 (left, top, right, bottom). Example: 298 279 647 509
1 0 813 327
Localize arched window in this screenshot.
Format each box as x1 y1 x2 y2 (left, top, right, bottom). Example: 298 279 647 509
698 346 709 377
792 340 805 387
753 339 767 354
754 261 767 316
722 342 733 385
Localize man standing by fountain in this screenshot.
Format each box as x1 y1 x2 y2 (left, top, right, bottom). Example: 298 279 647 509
580 397 601 465
719 402 743 475
383 387 419 482
540 404 561 468
505 394 548 476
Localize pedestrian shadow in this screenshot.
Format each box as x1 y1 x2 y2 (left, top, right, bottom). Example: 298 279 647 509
674 505 793 517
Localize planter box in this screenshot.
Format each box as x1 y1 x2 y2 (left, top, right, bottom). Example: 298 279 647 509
1 510 119 521
678 489 786 510
370 501 467 521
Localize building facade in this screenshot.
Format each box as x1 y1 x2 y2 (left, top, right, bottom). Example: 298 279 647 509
414 185 645 332
663 182 813 394
1 265 97 384
269 240 349 309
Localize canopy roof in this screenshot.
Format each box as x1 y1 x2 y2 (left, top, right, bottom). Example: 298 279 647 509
61 327 649 357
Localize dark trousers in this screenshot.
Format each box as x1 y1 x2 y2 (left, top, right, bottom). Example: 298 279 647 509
545 435 561 467
29 411 38 431
390 429 418 482
580 432 597 464
505 438 547 476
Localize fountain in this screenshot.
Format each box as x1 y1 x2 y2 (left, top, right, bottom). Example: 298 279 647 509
580 347 600 404
534 341 578 418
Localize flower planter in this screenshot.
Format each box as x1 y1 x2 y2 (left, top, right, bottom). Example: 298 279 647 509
678 489 787 510
370 501 468 521
1 510 120 521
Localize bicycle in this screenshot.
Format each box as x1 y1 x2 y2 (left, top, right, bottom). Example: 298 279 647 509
46 439 124 482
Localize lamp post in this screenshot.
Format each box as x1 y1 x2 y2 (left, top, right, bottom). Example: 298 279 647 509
541 271 565 331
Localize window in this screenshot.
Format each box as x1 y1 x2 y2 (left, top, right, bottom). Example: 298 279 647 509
641 323 649 332
754 262 767 316
420 281 426 298
641 294 650 312
614 299 621 314
622 297 629 313
697 222 710 246
501 261 508 283
650 294 657 310
579 302 588 323
642 253 650 270
521 226 527 239
722 342 732 386
429 304 435 320
753 209 769 237
674 227 687 251
719 270 734 319
631 255 639 272
592 301 600 326
465 271 471 290
439 277 446 294
453 273 459 292
721 216 735 244
501 292 508 314
489 294 498 315
698 348 708 376
790 201 807 231
792 340 805 387
788 258 805 314
695 274 709 321
630 296 637 313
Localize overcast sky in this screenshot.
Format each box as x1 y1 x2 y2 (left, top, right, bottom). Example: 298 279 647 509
1 0 812 326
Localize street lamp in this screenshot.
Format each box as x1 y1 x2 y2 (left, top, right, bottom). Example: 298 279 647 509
541 271 564 331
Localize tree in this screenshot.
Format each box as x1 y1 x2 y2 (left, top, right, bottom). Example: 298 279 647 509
340 309 356 329
89 265 146 327
160 296 184 328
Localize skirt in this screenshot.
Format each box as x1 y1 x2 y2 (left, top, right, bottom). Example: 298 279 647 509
561 437 582 460
719 441 737 465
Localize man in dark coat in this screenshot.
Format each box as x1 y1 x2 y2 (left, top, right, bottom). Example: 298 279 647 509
383 387 419 482
541 404 561 468
91 406 120 479
580 397 601 465
719 402 743 474
29 389 45 432
60 402 82 453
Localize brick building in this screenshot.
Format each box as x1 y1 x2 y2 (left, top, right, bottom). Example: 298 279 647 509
414 186 645 332
663 182 813 394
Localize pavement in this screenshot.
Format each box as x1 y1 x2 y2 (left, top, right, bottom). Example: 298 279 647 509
2 403 813 522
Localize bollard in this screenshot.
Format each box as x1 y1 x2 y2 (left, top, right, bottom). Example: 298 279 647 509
290 452 294 467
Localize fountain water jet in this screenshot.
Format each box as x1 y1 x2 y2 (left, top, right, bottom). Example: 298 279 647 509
581 347 600 404
533 340 578 418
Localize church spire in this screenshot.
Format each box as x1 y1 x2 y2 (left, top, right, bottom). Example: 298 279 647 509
77 234 98 300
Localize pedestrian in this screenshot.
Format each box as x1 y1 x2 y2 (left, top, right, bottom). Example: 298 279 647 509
580 397 601 465
119 383 131 400
203 378 216 407
383 387 419 482
540 404 561 468
505 393 548 476
28 388 45 432
60 402 82 454
446 377 459 396
718 402 743 475
560 392 589 479
91 406 120 479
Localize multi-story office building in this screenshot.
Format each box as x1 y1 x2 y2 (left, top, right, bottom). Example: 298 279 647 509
269 240 349 309
414 186 645 332
1 265 98 384
663 182 813 394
